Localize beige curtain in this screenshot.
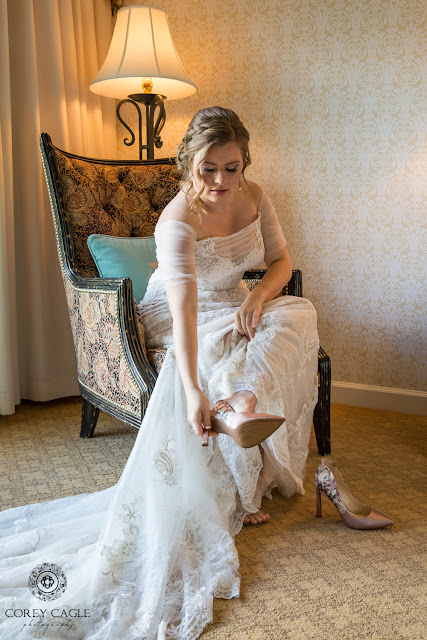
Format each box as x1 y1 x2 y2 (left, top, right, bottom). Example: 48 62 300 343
0 0 116 414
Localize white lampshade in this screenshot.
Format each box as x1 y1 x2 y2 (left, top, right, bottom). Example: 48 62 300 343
90 5 197 100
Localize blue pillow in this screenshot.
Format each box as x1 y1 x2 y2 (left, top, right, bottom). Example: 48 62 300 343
87 234 157 302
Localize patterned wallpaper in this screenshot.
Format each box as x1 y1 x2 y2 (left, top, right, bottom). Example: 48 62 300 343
117 0 426 392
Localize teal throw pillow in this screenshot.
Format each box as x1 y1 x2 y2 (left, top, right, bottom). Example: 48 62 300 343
87 234 157 303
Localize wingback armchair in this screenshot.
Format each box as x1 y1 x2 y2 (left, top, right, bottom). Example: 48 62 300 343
40 133 331 455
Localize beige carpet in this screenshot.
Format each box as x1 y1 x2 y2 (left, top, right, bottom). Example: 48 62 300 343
1 399 426 639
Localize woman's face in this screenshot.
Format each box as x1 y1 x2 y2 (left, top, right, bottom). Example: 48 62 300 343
191 142 244 206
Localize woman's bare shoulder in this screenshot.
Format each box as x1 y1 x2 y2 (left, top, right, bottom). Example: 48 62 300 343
157 190 195 228
245 180 264 209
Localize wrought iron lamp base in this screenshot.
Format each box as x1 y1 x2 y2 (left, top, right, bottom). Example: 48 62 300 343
117 93 167 160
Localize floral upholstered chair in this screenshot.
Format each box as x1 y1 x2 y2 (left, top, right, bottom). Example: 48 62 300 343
40 133 331 455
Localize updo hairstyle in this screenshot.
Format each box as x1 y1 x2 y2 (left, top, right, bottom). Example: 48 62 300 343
176 106 251 215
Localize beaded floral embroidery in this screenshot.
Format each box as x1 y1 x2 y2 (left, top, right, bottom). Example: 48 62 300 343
314 461 346 515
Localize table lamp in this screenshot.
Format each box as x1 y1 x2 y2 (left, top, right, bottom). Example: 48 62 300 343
90 5 197 159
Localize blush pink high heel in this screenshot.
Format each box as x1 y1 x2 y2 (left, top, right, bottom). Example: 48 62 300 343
202 399 285 448
314 459 394 530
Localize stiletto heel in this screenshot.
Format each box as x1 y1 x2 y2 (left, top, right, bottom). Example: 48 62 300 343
314 458 394 530
201 428 209 447
209 399 285 448
316 487 322 517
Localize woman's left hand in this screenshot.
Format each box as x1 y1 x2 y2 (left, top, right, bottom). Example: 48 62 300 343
235 292 263 340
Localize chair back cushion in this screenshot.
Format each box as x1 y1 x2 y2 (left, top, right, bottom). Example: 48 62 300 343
52 146 180 276
88 234 157 303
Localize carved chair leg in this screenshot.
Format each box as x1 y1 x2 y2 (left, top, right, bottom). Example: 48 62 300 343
314 348 331 455
80 397 100 438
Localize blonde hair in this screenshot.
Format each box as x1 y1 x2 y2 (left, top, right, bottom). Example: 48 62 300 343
176 106 251 215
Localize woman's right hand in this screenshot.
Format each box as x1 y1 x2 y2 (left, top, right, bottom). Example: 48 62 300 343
186 387 218 442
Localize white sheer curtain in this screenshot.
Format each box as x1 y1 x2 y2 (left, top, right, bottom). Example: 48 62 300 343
0 0 116 414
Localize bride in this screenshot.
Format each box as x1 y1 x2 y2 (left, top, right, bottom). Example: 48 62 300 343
0 107 319 639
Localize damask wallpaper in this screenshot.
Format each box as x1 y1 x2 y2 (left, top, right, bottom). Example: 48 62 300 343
117 0 426 398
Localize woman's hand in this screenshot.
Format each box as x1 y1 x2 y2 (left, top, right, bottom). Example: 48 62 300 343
186 387 218 442
235 292 263 340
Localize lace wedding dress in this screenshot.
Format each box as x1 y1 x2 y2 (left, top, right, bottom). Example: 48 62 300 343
0 192 319 640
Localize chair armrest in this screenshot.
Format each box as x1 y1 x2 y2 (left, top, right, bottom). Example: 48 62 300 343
63 270 157 423
243 269 303 297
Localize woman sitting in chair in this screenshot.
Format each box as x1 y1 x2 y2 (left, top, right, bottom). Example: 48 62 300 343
0 107 320 640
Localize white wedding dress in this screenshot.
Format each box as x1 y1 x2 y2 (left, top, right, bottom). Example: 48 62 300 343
0 192 319 640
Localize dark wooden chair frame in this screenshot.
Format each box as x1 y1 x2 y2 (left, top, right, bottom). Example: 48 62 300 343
40 133 331 455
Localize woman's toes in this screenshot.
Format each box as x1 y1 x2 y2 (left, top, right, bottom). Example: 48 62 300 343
256 510 269 522
243 510 270 525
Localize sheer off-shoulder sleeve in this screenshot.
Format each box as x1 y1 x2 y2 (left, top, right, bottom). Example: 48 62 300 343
154 220 197 290
259 191 287 263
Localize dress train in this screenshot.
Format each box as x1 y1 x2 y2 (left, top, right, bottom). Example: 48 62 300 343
0 295 318 640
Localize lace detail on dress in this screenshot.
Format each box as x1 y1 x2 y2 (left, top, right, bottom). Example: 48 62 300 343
193 216 264 291
154 435 178 486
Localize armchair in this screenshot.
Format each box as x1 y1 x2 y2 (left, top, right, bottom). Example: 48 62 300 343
40 133 330 455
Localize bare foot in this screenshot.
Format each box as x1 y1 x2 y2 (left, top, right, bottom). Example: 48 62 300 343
243 510 270 525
